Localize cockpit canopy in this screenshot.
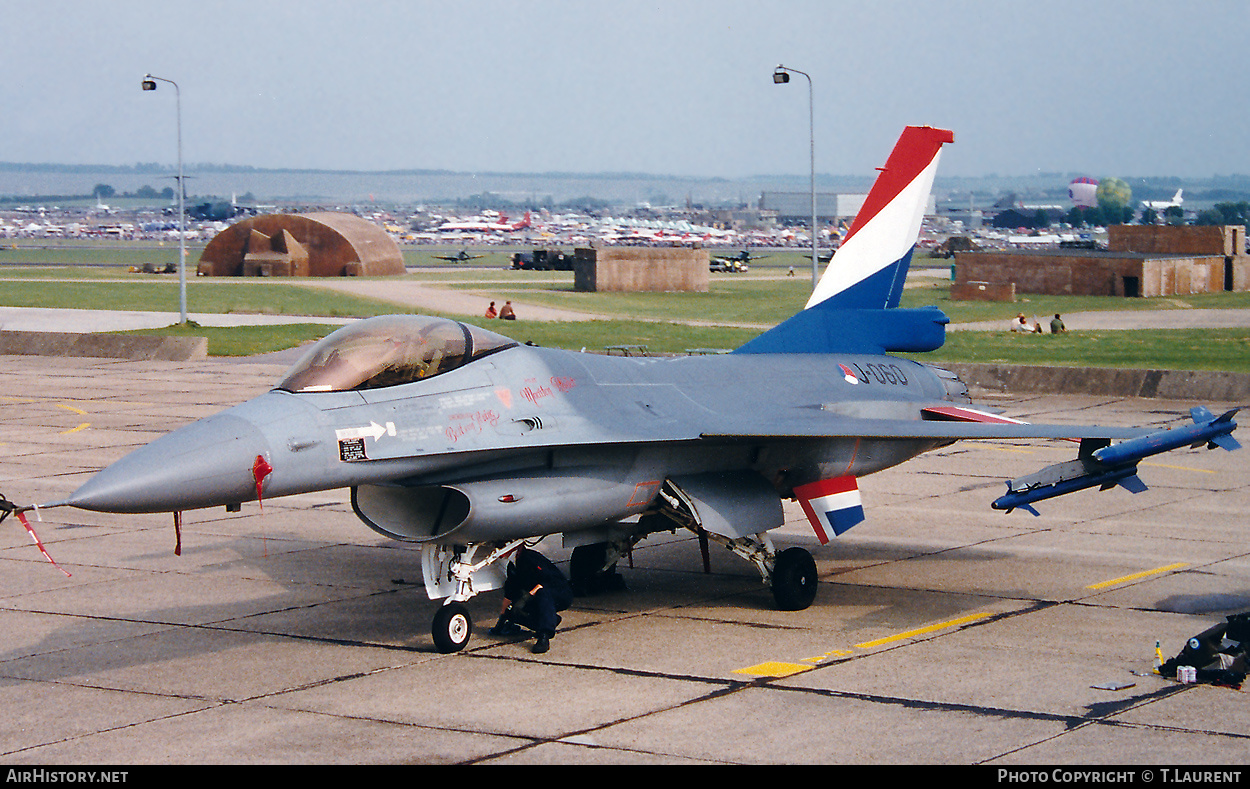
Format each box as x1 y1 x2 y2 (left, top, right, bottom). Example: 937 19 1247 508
277 315 518 393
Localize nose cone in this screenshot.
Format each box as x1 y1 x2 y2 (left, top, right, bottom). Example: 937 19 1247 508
62 412 271 513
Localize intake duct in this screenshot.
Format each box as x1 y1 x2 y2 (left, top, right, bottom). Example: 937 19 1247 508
352 465 662 545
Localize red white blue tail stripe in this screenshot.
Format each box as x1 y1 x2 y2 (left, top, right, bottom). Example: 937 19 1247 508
794 476 865 544
733 126 953 356
807 126 954 310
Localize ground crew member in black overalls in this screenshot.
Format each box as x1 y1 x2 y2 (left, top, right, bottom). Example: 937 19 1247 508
490 545 573 653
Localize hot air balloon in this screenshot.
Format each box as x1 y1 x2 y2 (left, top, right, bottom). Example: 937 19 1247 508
1068 177 1099 208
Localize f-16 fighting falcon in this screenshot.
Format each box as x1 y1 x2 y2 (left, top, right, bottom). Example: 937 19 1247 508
1 127 1239 652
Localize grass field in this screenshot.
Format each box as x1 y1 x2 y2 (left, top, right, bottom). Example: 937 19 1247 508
0 278 411 317
924 328 1250 372
1 243 1248 372
118 322 341 357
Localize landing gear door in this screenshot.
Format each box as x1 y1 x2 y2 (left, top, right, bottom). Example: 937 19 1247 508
421 543 508 602
666 471 783 540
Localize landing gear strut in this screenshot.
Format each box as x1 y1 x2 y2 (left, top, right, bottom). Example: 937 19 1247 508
647 479 820 611
569 540 633 595
421 540 526 653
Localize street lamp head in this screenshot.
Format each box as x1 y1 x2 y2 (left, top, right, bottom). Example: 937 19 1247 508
141 75 157 91
773 67 790 84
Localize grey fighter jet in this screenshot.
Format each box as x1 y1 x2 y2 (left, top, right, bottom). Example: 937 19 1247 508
3 127 1239 653
433 249 487 262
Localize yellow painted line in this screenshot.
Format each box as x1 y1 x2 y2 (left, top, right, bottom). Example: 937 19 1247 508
4 396 155 408
1141 462 1215 474
51 403 91 434
732 661 813 678
802 649 853 663
854 612 992 650
734 613 993 677
1086 562 1189 590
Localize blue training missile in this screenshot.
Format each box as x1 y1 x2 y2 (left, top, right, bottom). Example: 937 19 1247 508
992 464 1146 516
1091 406 1240 465
992 407 1240 516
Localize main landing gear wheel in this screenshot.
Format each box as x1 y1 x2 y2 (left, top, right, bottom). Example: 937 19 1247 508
771 547 818 611
432 602 473 653
570 543 628 595
569 543 606 595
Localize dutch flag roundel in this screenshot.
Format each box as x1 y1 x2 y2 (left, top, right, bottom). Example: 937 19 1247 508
838 364 859 385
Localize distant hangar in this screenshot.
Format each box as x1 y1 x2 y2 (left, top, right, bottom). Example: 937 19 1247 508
759 191 935 221
197 212 405 277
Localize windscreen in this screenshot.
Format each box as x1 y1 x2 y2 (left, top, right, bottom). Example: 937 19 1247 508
277 315 517 393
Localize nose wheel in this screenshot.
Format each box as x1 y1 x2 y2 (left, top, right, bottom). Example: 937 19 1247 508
421 540 526 653
432 602 473 653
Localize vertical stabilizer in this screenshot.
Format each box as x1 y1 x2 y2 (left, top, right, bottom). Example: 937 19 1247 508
807 126 954 310
734 126 954 356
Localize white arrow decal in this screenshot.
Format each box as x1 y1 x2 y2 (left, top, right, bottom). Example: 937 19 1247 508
336 421 393 442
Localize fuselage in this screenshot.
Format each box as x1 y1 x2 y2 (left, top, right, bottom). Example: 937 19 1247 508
58 323 969 549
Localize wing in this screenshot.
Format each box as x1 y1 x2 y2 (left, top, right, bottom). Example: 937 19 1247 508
698 403 1149 442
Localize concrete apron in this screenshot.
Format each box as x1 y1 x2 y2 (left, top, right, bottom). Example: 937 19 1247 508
0 330 207 362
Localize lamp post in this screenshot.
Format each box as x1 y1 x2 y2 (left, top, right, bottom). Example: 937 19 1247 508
773 64 818 291
141 74 187 325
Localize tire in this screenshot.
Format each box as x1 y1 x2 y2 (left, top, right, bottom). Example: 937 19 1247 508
570 543 626 595
570 543 607 595
432 602 473 653
771 547 818 611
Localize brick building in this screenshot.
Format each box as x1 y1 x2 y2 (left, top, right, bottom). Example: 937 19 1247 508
573 247 709 292
953 225 1248 298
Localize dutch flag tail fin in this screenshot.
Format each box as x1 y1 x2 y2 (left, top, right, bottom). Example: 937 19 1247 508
735 126 954 356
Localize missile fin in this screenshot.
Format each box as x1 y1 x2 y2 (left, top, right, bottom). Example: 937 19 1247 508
1117 474 1148 494
1211 434 1241 452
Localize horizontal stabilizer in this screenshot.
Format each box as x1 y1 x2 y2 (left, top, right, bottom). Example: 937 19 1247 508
734 305 947 355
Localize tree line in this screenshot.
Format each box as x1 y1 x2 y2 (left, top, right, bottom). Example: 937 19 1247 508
91 183 175 201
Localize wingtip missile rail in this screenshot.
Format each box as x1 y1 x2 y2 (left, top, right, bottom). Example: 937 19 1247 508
992 407 1241 516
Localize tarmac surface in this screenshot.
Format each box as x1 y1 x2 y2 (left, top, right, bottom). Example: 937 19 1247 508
1 355 1247 765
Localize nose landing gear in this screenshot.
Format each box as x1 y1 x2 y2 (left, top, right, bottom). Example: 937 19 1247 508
432 602 473 653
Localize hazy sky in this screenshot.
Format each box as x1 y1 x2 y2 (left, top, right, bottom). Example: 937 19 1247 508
5 0 1248 179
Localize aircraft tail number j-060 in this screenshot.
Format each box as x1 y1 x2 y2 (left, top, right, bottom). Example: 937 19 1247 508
1 127 1239 652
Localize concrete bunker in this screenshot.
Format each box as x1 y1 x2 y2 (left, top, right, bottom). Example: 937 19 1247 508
198 212 405 277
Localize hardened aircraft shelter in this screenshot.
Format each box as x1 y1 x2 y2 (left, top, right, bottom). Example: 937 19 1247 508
198 212 405 277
